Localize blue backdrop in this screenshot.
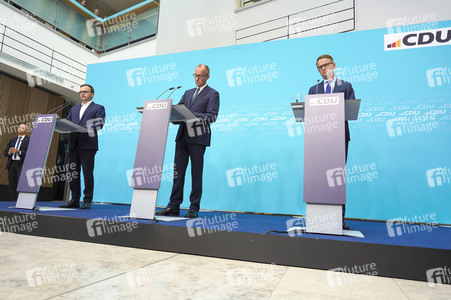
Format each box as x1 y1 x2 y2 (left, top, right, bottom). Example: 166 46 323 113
86 21 451 223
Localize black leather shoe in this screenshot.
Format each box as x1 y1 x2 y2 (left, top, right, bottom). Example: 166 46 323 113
81 202 92 209
342 221 350 230
60 200 79 208
156 207 180 216
185 210 198 218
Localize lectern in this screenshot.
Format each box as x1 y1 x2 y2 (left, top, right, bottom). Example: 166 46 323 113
129 99 197 220
15 114 87 210
291 93 361 236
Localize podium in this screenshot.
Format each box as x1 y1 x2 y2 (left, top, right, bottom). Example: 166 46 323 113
291 93 361 236
129 99 197 220
15 114 87 210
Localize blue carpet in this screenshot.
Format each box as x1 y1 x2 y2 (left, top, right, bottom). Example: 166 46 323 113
1 201 450 250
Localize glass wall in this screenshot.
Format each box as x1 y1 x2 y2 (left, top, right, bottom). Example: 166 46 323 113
6 0 159 53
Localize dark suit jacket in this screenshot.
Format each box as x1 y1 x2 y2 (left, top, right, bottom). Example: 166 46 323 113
66 101 106 151
308 78 355 141
175 86 220 146
4 135 30 169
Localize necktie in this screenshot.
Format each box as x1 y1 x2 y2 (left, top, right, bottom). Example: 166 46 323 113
14 137 22 160
325 81 332 93
191 88 200 103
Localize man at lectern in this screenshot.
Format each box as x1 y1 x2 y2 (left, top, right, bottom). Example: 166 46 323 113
4 124 30 201
308 54 355 229
157 64 220 218
60 84 106 209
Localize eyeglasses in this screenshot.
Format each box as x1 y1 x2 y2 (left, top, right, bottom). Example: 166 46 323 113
193 74 208 79
317 62 334 70
79 91 91 94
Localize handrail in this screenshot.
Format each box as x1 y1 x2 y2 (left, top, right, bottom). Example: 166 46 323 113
0 22 87 87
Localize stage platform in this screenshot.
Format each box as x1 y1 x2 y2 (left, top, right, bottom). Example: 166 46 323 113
0 201 450 284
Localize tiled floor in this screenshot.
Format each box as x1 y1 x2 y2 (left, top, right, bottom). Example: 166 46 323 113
0 233 450 300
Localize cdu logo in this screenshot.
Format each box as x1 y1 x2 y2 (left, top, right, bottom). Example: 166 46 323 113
37 116 54 123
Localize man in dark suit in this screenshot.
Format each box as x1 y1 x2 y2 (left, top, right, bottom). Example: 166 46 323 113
60 84 105 209
308 54 356 229
4 123 30 201
157 64 220 218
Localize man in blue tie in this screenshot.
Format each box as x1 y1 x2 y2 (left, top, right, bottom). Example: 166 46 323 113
157 64 220 218
308 54 356 229
4 123 30 201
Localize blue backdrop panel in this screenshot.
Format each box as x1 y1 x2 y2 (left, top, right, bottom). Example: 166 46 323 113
86 21 451 223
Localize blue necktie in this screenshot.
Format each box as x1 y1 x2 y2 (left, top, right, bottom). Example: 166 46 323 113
191 88 200 105
325 81 332 93
14 137 22 160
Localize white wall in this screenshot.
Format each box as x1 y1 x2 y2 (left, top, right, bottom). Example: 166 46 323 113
156 0 236 55
355 0 451 31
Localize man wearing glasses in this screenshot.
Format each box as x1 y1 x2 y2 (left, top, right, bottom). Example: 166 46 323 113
308 54 355 229
157 64 220 218
60 84 106 209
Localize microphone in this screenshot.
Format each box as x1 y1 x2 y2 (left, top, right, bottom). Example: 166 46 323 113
156 87 175 100
47 101 75 117
316 79 320 94
167 86 182 99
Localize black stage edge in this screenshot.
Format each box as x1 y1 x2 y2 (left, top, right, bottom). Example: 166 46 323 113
0 210 448 284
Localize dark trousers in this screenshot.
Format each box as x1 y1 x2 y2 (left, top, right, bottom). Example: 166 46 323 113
7 160 23 201
169 138 206 212
69 147 96 202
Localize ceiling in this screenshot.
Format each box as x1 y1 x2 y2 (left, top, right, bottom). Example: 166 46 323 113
82 0 146 18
